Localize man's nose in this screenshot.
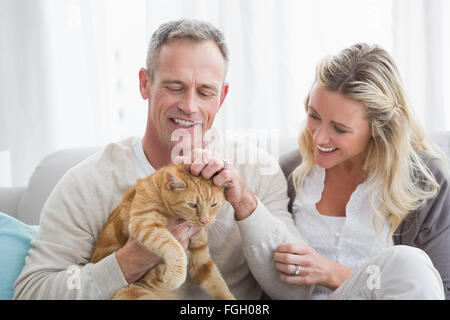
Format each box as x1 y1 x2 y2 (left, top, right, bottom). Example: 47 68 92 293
178 90 199 114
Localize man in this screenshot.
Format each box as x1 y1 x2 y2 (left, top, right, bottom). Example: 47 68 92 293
14 19 311 300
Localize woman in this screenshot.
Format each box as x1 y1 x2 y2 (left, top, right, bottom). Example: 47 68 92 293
277 43 449 299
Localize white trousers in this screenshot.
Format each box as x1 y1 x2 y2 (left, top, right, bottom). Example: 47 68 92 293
327 245 445 300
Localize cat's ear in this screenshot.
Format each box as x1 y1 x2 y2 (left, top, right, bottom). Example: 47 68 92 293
166 171 187 190
220 182 233 189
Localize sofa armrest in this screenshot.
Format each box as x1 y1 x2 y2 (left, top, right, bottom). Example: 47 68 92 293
0 187 26 219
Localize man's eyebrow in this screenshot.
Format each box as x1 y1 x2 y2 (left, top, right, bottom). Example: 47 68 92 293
161 80 218 93
308 106 352 130
161 80 184 85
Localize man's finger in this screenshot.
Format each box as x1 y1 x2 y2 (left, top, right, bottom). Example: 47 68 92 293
212 169 232 187
189 149 211 176
201 158 225 180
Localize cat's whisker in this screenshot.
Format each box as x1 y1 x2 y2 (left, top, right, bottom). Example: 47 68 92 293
207 220 229 241
207 223 223 239
166 220 191 231
208 219 226 232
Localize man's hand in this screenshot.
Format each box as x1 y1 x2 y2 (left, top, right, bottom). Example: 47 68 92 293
176 148 257 221
115 218 201 284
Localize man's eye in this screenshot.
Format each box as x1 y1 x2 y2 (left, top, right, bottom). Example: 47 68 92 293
167 87 182 92
199 91 213 97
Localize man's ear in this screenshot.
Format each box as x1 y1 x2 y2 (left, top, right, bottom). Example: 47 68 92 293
217 82 229 112
139 68 151 100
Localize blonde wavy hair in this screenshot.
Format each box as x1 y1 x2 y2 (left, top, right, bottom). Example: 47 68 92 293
292 43 447 240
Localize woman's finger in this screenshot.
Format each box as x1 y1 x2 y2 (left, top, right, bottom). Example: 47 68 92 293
279 272 311 285
275 262 304 276
276 243 312 254
273 252 311 267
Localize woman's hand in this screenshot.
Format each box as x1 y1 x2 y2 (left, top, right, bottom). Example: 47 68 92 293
274 243 354 291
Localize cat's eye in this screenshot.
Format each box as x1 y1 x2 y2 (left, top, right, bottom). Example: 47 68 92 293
211 203 218 207
187 202 197 208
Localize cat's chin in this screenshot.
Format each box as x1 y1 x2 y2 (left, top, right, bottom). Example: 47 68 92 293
188 221 215 228
190 222 206 227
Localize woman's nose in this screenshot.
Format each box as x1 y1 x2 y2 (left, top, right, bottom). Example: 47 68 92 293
313 125 330 145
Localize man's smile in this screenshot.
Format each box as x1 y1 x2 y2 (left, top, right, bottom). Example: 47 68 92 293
169 117 202 129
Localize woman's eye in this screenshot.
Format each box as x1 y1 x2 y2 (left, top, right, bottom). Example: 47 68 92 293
308 113 320 120
334 126 347 134
187 203 197 208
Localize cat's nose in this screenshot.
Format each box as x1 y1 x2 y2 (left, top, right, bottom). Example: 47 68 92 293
201 218 209 225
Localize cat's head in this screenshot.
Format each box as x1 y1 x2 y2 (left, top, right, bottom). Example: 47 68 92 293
161 164 230 227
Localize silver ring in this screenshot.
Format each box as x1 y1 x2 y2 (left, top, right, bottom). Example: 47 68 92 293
223 159 228 170
294 265 301 276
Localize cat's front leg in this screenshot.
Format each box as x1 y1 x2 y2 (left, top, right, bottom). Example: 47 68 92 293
129 211 187 290
188 229 236 300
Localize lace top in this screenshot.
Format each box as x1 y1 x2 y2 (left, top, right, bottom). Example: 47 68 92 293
292 165 393 300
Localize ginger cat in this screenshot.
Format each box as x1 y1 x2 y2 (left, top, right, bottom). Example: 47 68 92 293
91 164 235 300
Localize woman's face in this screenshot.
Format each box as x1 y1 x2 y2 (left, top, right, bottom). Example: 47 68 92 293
306 82 372 170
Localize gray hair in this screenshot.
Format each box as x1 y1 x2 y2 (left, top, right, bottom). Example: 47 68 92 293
146 19 229 80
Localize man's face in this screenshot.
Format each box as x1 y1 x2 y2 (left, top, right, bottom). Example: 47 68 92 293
140 40 228 152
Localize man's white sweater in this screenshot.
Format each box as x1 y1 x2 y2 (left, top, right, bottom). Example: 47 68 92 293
14 135 312 299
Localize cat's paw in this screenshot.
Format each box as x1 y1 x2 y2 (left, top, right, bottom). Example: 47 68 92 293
163 250 187 290
163 268 187 290
218 292 236 300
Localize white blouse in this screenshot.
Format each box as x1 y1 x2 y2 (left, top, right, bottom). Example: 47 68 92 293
292 164 393 300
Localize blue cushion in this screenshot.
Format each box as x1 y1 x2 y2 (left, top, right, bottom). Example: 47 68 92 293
0 213 38 300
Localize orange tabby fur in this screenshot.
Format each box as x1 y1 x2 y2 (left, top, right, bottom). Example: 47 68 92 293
90 164 235 300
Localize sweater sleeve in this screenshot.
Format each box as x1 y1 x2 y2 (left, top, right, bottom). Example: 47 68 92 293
393 156 450 300
235 153 314 300
413 158 450 299
13 165 129 300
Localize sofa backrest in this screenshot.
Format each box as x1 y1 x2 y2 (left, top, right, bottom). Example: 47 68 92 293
16 147 101 225
431 131 450 167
